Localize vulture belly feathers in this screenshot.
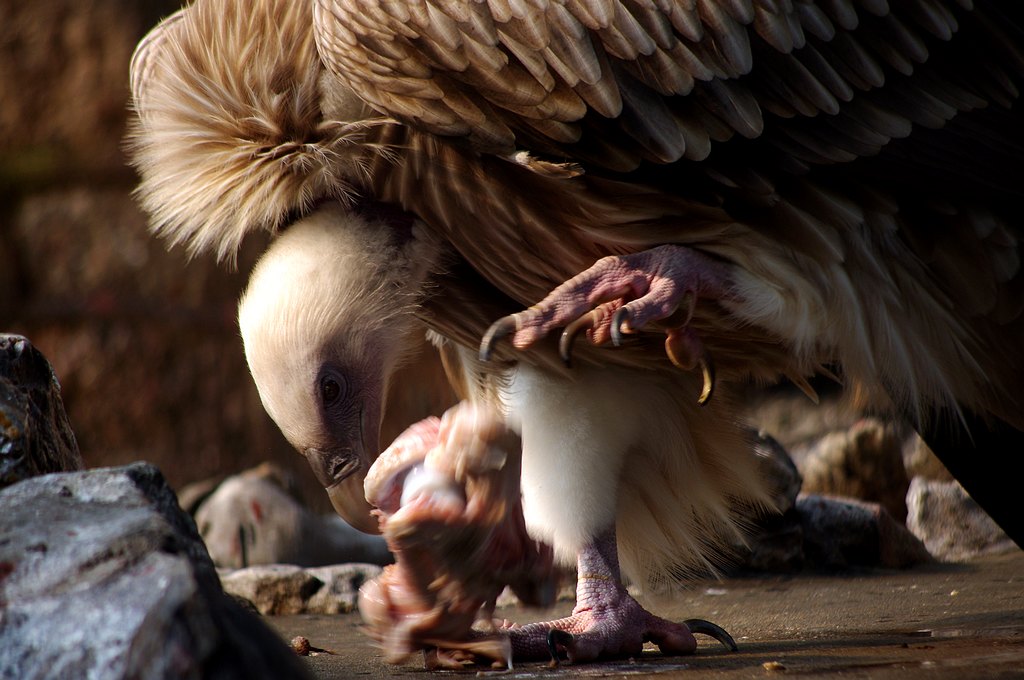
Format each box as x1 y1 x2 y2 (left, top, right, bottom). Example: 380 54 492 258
128 0 1024 655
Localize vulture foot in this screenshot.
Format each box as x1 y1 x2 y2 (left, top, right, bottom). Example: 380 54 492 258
480 245 729 404
509 585 700 664
508 530 737 664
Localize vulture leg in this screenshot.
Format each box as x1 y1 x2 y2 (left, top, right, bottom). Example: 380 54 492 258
508 529 734 663
481 245 729 401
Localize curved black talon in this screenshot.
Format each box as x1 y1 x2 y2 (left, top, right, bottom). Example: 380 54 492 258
610 307 631 347
546 629 573 665
559 313 595 368
683 618 738 652
480 315 518 361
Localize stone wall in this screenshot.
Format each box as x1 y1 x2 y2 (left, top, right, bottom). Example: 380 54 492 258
0 1 326 508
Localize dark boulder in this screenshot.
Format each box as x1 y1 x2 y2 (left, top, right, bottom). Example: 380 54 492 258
0 334 82 489
797 494 932 570
0 462 311 680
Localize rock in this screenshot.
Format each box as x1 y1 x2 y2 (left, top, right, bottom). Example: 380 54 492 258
220 563 382 615
306 564 384 614
0 334 82 489
799 419 910 522
736 432 805 572
179 463 304 517
0 462 311 680
743 388 860 453
752 431 803 514
176 473 229 516
902 436 954 482
797 494 932 569
218 565 324 616
740 509 805 573
194 465 391 568
906 477 1014 562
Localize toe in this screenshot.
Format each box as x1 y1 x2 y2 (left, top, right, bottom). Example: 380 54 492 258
644 616 698 655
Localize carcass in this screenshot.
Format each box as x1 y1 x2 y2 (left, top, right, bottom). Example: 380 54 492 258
128 0 1024 666
358 402 556 669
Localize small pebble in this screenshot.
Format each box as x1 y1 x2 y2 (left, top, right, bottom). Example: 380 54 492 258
291 636 311 656
763 660 786 672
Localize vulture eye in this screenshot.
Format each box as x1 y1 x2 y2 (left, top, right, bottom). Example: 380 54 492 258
320 375 344 406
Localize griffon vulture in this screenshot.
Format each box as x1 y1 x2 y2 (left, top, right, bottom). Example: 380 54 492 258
129 0 1024 664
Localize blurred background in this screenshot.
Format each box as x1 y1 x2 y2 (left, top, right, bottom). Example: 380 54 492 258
0 0 334 509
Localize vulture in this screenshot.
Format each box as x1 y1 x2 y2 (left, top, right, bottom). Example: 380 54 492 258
128 0 1024 665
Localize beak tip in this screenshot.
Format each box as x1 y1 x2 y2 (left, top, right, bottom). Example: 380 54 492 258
326 477 380 535
303 447 379 533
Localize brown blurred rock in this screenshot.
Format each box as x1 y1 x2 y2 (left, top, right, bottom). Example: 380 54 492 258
906 478 1014 562
902 436 954 482
0 334 82 487
799 418 911 522
752 430 802 514
306 564 385 614
178 463 303 517
177 473 230 516
219 565 324 616
742 388 860 453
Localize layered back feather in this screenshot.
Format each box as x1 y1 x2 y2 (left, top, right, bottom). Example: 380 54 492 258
128 0 1024 431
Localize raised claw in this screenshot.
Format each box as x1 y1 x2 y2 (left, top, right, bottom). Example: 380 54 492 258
480 315 518 362
559 313 596 368
682 618 738 652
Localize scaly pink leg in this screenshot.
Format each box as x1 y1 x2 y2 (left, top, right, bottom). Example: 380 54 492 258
507 529 737 664
479 245 731 403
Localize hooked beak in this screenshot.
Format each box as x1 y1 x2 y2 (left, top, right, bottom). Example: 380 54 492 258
304 447 379 534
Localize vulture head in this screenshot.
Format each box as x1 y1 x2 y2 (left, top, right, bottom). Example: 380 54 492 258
127 0 459 534
238 203 440 533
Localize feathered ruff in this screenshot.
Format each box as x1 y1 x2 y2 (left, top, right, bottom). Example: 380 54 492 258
126 0 381 263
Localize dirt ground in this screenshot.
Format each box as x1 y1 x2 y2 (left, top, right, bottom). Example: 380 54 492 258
269 549 1023 679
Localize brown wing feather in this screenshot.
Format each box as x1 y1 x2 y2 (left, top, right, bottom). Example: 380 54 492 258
129 0 1024 428
314 1 1024 176
314 1 1024 425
